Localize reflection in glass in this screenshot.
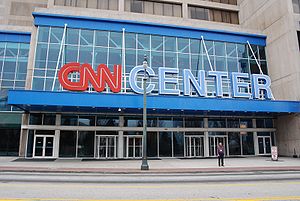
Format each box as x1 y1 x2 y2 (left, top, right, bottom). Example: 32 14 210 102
59 131 77 157
77 131 94 157
159 132 172 157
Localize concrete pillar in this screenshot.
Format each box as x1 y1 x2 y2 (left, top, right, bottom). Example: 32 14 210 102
48 0 55 8
18 113 30 158
118 116 124 158
54 114 61 158
182 3 188 19
252 118 259 155
204 117 209 157
119 0 125 12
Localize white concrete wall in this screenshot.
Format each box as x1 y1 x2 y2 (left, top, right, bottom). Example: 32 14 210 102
239 0 300 157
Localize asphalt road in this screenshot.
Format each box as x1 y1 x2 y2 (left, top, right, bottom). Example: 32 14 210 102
0 171 300 201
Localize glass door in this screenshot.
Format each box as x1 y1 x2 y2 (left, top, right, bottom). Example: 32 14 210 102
258 137 272 155
125 136 142 158
209 136 227 156
33 135 54 158
185 136 204 157
96 135 117 159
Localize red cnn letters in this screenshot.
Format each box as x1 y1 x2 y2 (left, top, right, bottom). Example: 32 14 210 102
58 63 122 93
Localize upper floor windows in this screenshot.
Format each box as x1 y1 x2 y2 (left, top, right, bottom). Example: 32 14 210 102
293 0 300 13
54 0 118 10
125 0 182 17
188 5 239 24
205 0 237 6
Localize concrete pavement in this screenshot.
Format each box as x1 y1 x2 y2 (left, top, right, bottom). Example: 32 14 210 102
0 156 300 174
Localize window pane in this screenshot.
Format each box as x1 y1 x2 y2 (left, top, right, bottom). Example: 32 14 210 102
98 0 109 9
144 1 153 14
80 29 94 46
78 115 95 126
109 32 122 48
109 0 118 10
154 2 163 15
61 115 78 126
29 114 43 125
163 3 173 16
38 26 50 43
131 0 143 13
137 34 150 50
95 30 109 47
77 131 94 157
66 28 79 45
173 4 182 17
50 27 63 44
164 36 176 52
59 131 77 157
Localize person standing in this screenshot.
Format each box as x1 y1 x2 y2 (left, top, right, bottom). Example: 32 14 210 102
217 143 225 167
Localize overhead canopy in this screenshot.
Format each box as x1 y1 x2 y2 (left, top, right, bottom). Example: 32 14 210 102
7 90 300 116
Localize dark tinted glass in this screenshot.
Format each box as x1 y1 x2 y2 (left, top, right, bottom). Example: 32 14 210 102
29 114 43 125
43 114 56 125
77 131 95 157
96 116 119 126
59 131 77 157
61 115 78 126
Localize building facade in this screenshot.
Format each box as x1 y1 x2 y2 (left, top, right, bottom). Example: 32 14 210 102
1 0 300 159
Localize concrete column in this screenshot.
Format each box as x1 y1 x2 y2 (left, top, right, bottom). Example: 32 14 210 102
118 116 124 158
204 118 209 157
18 113 29 158
48 0 55 8
54 114 61 158
182 3 188 19
25 26 38 90
119 0 125 12
252 118 259 155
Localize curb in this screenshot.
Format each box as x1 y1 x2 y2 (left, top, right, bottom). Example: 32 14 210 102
1 166 300 174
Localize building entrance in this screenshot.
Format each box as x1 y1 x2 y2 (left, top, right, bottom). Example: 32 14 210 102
185 136 204 157
124 136 142 158
209 136 227 156
258 136 271 155
95 135 117 159
33 135 54 158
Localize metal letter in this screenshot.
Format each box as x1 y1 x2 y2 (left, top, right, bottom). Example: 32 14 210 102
158 67 180 95
129 66 155 94
252 74 273 99
208 71 228 97
183 69 206 96
231 72 251 98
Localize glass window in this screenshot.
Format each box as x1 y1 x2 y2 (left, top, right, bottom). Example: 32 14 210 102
43 114 56 125
185 117 204 127
78 46 93 64
77 131 94 157
124 116 143 127
173 132 184 157
293 0 300 13
78 115 95 126
5 43 18 57
177 38 189 53
227 58 238 72
96 116 119 126
64 45 78 63
158 117 173 127
38 26 50 43
159 132 172 157
164 52 176 67
80 29 94 46
137 34 150 50
154 2 163 15
66 28 79 45
109 32 122 48
228 132 241 155
227 118 239 128
242 132 254 155
164 37 176 52
29 114 43 125
50 27 64 44
163 3 173 16
151 35 163 51
59 131 77 157
144 1 153 14
240 119 252 128
94 47 108 66
95 31 109 47
190 39 201 54
131 0 143 13
61 115 78 126
125 33 136 49
208 118 226 128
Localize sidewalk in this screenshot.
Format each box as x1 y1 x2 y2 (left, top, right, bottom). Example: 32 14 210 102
0 156 300 174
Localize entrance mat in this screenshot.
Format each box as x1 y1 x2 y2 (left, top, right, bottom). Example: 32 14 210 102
12 158 57 162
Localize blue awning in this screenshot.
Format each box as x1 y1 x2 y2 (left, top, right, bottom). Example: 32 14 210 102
8 90 300 115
